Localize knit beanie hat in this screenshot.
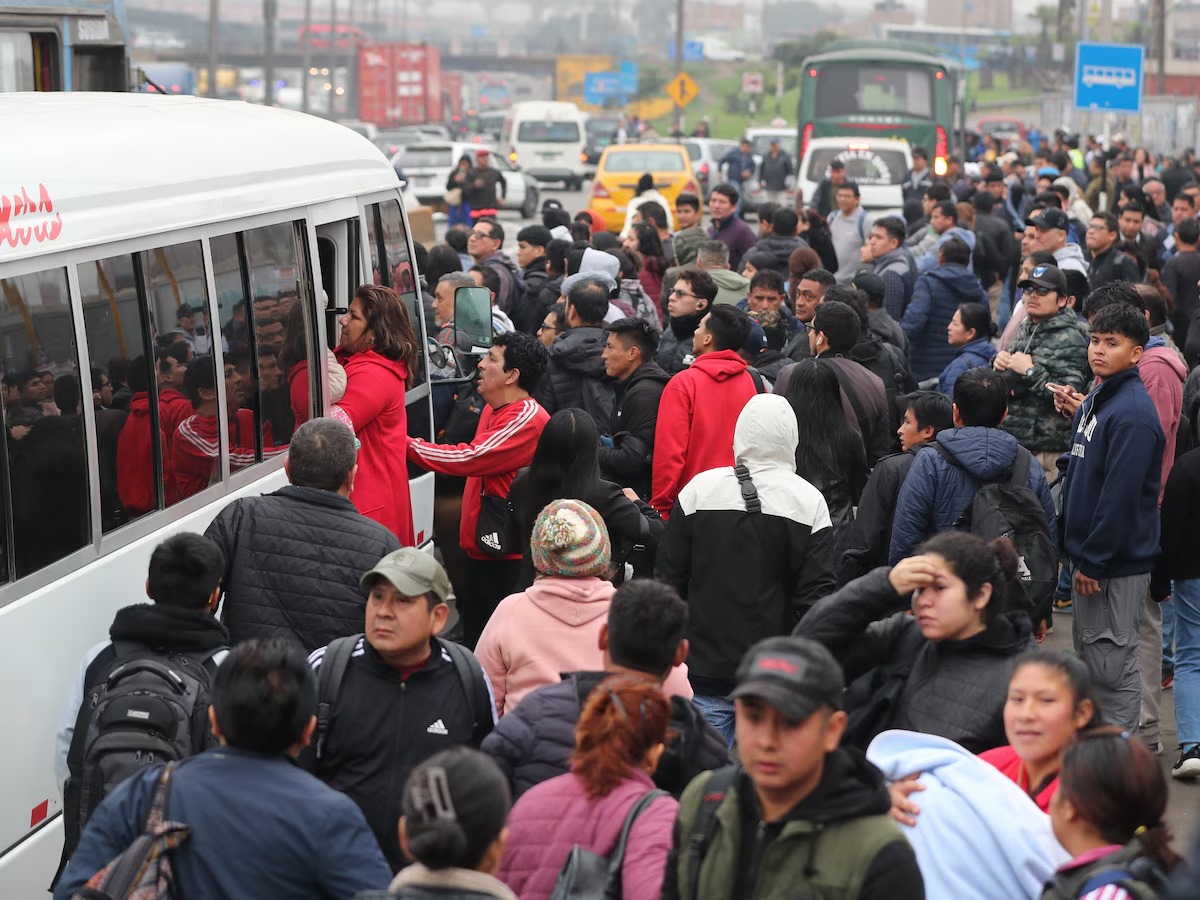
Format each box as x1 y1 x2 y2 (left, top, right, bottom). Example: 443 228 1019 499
530 499 611 578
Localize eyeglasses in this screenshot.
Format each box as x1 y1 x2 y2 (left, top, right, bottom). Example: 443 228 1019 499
1023 285 1056 297
537 322 558 332
468 230 495 240
669 288 701 300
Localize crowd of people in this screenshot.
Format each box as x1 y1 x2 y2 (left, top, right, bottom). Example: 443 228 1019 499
48 132 1200 900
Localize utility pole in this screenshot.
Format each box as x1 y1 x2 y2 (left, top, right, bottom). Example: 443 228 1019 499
1155 0 1167 94
206 0 219 97
327 0 340 116
301 0 313 112
263 0 277 106
674 0 684 134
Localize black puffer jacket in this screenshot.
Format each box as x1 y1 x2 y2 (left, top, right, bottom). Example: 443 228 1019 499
599 361 671 499
515 261 551 334
752 234 808 273
795 567 1033 753
480 670 731 799
205 485 400 651
534 325 611 414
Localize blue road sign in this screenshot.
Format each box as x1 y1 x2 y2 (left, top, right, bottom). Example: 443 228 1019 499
668 41 705 63
618 61 638 95
584 72 621 106
1074 42 1144 113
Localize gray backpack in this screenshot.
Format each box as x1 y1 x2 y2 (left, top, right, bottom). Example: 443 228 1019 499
549 789 668 900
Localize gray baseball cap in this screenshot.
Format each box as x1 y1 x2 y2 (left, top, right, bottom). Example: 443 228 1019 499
360 548 451 603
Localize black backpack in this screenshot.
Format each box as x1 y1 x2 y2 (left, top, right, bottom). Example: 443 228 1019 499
63 643 220 861
682 766 739 900
579 376 618 432
934 443 1058 622
314 635 492 760
549 788 669 900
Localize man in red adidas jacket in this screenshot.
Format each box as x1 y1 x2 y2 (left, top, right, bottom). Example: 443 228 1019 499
408 331 550 648
651 304 760 519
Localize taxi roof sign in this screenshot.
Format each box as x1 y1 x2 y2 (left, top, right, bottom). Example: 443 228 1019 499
666 72 700 108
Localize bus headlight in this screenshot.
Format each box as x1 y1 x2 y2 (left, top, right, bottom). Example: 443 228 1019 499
934 157 948 177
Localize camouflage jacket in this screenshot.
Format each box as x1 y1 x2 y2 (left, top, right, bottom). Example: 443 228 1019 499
1001 310 1090 451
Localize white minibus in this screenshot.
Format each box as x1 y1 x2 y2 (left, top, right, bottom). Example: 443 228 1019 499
0 91 434 895
502 100 588 189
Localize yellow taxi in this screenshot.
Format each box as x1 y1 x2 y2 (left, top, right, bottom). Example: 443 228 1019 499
588 143 703 233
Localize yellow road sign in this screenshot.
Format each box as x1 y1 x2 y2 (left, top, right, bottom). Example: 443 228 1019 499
665 71 700 107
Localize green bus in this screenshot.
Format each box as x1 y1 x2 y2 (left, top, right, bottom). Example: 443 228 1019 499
798 40 964 177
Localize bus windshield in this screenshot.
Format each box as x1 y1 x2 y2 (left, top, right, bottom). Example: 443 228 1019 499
518 121 581 143
814 63 934 119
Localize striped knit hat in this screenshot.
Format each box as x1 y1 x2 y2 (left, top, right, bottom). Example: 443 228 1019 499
530 499 611 578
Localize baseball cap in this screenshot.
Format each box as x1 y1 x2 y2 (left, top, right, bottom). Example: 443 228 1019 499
983 170 1005 184
1030 208 1070 232
851 272 885 305
176 303 199 319
742 320 768 355
1018 263 1068 295
360 548 452 603
475 148 490 157
730 636 844 723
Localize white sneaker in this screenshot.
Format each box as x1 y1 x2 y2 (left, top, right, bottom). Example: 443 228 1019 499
1173 746 1200 780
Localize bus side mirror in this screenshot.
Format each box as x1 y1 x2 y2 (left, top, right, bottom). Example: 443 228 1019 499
454 286 493 353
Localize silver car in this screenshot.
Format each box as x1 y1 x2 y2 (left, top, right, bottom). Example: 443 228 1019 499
679 138 739 197
392 142 540 219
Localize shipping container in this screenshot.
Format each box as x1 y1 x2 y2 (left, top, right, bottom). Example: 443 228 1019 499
358 42 442 127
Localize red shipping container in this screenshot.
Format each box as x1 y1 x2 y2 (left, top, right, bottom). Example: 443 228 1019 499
441 71 463 120
358 43 442 126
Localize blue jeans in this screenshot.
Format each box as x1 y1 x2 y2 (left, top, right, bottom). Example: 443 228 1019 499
1163 596 1176 675
1174 579 1200 748
448 203 472 227
694 694 736 749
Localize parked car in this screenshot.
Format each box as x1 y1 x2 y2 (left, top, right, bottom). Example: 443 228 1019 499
391 142 539 218
678 137 739 197
589 143 702 233
797 137 912 215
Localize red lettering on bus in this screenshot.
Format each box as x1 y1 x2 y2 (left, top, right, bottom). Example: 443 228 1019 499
0 184 63 249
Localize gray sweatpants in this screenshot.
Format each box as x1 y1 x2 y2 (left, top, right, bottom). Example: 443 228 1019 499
1072 573 1149 732
1139 592 1163 746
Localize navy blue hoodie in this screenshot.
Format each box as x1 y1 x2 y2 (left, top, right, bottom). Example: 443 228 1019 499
1062 367 1165 579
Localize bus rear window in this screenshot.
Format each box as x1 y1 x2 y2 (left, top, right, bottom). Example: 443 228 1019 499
518 121 581 143
814 64 934 119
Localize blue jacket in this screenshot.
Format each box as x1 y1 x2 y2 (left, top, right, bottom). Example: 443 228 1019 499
938 339 998 398
719 147 757 184
914 227 977 274
55 748 391 900
890 427 1058 564
902 263 989 381
1062 367 1165 579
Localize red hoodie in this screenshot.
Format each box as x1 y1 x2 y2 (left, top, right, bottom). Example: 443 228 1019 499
116 392 166 514
1139 343 1187 503
651 349 758 518
407 398 549 560
332 349 414 545
172 413 265 499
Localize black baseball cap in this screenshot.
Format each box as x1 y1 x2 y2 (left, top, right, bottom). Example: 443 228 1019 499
730 637 844 722
1018 263 1068 295
1030 208 1070 232
983 171 1005 184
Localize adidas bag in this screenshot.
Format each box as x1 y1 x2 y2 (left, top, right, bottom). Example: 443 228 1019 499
63 643 218 862
935 444 1058 622
475 484 519 559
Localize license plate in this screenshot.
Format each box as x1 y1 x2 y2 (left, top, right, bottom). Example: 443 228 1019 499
537 152 559 160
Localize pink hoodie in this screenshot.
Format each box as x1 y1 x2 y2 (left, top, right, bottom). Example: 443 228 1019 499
475 575 692 715
1139 343 1187 503
497 769 678 900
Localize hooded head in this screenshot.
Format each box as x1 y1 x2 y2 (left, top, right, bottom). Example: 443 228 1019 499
579 248 621 282
733 393 798 472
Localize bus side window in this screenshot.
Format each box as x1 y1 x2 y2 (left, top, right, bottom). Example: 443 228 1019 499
80 254 165 530
231 222 316 454
0 268 90 579
364 200 427 390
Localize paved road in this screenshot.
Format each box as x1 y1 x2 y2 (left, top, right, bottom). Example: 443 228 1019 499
433 183 592 248
1048 614 1198 848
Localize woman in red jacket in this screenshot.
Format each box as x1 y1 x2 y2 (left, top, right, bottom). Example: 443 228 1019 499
332 284 420 545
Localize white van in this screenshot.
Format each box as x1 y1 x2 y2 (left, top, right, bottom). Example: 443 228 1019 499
798 137 914 215
0 92 436 896
503 101 588 189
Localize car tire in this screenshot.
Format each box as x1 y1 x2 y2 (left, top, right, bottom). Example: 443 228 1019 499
522 187 539 219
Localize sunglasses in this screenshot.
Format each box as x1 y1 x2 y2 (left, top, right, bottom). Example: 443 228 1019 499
1023 285 1056 297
